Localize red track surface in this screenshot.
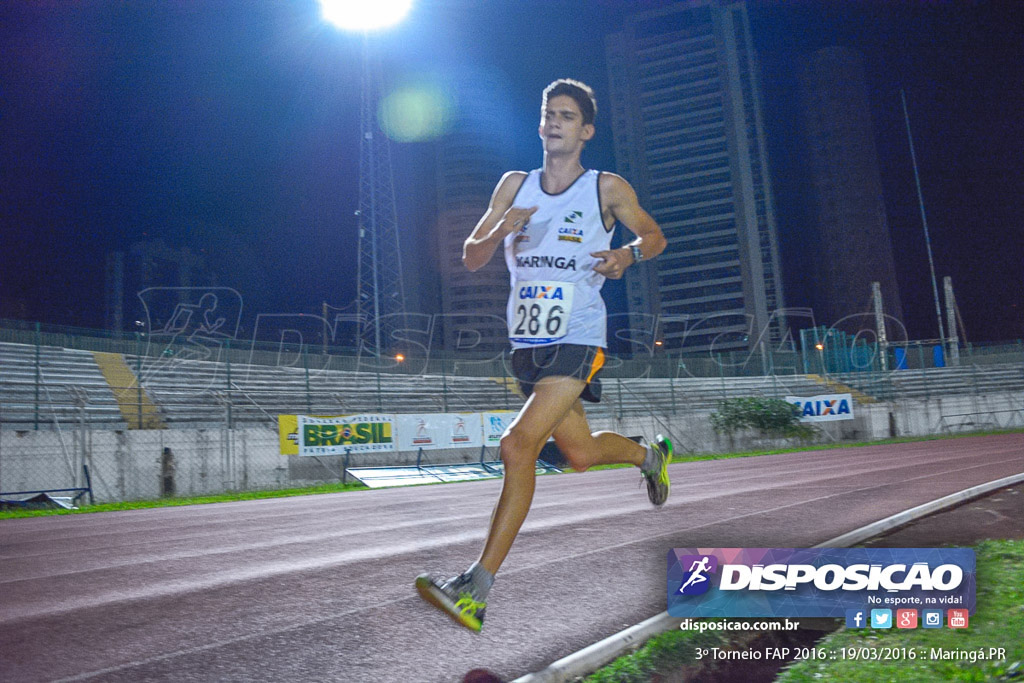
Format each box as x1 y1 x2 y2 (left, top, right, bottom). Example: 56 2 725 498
2 433 1022 682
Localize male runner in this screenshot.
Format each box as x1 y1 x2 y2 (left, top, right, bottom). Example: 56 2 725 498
416 79 671 632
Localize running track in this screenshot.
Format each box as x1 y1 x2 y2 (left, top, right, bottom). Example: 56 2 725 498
2 433 1022 682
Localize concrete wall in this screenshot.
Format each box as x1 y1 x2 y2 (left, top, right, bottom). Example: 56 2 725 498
2 391 1021 503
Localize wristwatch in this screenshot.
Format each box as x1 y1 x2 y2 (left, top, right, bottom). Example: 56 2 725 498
630 244 643 264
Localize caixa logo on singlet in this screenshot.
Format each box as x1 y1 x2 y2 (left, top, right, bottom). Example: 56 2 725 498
558 226 584 243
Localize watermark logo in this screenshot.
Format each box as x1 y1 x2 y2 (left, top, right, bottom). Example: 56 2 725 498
668 548 975 618
677 555 718 595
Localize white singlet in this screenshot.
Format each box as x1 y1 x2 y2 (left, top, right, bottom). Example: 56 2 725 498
503 169 613 349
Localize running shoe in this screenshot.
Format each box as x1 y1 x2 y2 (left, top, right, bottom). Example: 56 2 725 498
643 435 672 506
415 573 487 632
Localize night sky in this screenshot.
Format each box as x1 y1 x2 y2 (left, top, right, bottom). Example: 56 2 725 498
2 0 1022 345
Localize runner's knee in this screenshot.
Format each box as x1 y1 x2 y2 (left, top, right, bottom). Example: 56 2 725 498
499 429 542 469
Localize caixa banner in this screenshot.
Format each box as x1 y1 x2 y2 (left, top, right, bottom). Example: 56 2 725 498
785 394 854 421
667 548 975 618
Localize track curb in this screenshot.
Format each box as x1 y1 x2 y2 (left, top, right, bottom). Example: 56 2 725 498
511 470 1024 683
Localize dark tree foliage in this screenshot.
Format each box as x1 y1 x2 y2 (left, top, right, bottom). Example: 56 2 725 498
710 397 816 440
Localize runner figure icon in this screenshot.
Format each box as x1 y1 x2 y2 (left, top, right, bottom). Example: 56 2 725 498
678 556 712 593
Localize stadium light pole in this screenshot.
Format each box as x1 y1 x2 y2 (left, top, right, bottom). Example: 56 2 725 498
900 89 946 352
320 0 412 361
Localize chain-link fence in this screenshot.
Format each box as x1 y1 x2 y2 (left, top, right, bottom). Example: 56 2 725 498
0 423 289 504
3 321 1024 504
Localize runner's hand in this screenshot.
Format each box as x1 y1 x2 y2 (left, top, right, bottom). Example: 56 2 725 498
499 206 538 237
590 247 633 279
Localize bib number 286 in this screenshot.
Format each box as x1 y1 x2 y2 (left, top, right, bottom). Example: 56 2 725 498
509 281 574 344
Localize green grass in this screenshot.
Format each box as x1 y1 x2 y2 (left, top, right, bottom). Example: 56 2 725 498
687 426 1024 462
577 427 1024 473
585 540 1024 683
0 481 368 519
778 539 1024 682
4 427 1021 520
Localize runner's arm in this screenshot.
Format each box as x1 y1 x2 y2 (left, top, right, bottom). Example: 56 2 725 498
463 171 535 272
591 173 667 279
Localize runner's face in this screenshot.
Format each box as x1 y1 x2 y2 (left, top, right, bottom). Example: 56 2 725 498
539 95 593 154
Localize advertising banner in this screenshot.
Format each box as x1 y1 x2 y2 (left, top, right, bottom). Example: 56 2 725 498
277 414 396 456
278 414 301 455
481 411 515 446
394 413 483 451
668 547 975 618
786 393 854 422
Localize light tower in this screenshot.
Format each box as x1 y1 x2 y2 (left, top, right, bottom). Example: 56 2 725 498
356 43 407 354
320 1 412 355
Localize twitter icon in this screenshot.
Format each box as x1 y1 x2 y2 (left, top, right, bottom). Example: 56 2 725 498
871 609 892 628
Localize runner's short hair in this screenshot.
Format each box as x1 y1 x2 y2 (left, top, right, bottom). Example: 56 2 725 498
542 79 597 126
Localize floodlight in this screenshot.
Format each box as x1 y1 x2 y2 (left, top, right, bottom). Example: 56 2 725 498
319 0 413 31
379 84 453 142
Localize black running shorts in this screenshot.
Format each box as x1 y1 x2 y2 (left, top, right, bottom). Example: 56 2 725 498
510 344 606 403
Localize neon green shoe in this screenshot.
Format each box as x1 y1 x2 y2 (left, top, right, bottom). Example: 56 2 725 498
415 573 487 632
643 435 672 506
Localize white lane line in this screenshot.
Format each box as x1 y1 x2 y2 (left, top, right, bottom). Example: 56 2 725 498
5 454 1021 621
507 456 1024 573
49 594 418 683
15 454 1024 681
511 468 1024 683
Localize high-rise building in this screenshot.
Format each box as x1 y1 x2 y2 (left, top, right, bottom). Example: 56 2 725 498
606 0 787 354
798 46 903 330
105 241 214 333
434 94 513 356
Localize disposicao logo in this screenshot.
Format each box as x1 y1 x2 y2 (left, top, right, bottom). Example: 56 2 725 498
667 548 975 618
676 555 718 595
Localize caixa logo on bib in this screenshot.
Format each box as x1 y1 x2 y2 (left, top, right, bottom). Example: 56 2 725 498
667 548 975 618
518 284 567 300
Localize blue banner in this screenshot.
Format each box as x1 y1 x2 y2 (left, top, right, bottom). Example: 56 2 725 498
668 548 975 618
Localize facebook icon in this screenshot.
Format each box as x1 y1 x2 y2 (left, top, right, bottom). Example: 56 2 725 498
845 609 866 628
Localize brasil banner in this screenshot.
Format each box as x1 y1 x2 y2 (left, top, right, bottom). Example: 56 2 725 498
278 414 396 456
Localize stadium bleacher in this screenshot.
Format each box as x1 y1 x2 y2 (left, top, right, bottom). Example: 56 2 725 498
0 342 127 428
836 364 1024 400
3 340 1024 430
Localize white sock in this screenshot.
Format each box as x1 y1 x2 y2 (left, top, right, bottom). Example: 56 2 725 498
641 445 658 473
465 561 494 602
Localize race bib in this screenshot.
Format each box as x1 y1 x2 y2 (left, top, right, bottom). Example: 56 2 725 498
509 281 574 344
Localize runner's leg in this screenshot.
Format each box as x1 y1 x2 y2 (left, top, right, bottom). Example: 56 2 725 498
551 399 645 473
477 375 587 575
